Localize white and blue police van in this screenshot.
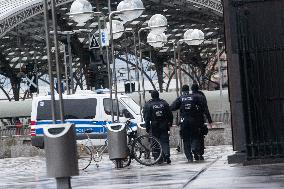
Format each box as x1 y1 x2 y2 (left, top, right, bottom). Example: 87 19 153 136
30 90 142 148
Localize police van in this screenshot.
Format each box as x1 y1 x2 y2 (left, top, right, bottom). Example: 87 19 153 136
30 90 142 148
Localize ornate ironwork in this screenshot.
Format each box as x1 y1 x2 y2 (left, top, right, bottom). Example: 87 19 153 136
0 0 73 38
189 0 223 14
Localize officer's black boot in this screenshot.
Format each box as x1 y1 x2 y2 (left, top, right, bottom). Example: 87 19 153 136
194 154 200 161
165 156 171 164
187 154 193 163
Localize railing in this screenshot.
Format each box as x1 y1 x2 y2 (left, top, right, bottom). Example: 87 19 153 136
0 124 30 137
211 112 231 125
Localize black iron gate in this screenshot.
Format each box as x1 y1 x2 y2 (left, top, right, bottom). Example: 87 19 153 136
235 0 284 160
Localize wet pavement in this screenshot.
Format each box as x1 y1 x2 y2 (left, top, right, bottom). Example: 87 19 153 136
1 145 283 189
0 146 231 189
186 155 284 189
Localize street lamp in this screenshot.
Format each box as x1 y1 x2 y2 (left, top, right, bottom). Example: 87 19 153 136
69 0 144 122
147 32 167 48
117 0 144 23
137 14 168 105
109 7 145 122
69 0 93 24
148 14 167 34
175 29 205 95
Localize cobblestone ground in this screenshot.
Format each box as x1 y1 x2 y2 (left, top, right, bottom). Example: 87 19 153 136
0 145 233 189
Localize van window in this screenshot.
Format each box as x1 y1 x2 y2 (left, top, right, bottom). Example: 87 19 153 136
103 98 133 118
37 98 97 120
120 97 140 115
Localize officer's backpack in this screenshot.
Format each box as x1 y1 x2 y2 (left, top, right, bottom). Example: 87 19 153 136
151 101 166 120
180 94 201 115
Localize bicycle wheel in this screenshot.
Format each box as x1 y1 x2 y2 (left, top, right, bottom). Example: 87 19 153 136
132 135 162 166
77 145 92 170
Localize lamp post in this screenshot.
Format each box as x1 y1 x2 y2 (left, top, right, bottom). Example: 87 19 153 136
214 38 223 112
124 28 137 94
69 0 144 122
175 29 205 95
54 31 76 95
109 8 144 122
137 14 168 105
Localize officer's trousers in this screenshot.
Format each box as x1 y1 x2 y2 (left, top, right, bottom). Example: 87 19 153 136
152 130 170 159
181 118 202 160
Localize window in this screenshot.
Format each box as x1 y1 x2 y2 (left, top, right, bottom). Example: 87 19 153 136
120 97 140 115
103 98 133 119
37 98 97 120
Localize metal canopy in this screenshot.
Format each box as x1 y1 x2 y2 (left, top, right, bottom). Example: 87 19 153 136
0 0 224 100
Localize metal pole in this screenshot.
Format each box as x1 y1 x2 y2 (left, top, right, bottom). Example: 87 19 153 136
109 11 120 122
63 44 70 95
133 31 142 120
216 38 222 112
173 44 179 98
43 0 56 123
177 41 183 95
125 41 131 93
34 49 39 95
67 34 74 94
95 0 103 54
108 0 111 12
49 0 70 187
51 0 64 123
138 28 147 105
92 12 113 121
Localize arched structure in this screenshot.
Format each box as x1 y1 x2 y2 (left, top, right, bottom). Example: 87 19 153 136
0 0 225 100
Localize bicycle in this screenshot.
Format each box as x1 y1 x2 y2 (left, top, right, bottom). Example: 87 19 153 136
77 127 130 170
123 120 163 166
77 120 163 170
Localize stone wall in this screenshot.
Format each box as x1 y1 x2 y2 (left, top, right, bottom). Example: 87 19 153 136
0 136 44 159
1 123 232 159
169 123 232 148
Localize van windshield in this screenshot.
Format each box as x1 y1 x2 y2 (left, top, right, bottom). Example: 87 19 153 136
37 98 97 120
120 97 140 115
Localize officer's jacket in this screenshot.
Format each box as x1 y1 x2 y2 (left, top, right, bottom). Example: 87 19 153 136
170 92 206 121
143 98 173 130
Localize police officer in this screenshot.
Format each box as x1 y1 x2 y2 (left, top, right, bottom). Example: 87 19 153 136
171 85 208 162
143 90 173 164
191 83 212 160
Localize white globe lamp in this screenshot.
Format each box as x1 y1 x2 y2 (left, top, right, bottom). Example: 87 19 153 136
147 32 167 48
107 20 125 40
148 14 167 35
69 0 93 24
184 29 204 45
117 0 144 23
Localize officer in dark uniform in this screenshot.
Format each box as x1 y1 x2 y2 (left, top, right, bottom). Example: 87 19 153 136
191 83 212 160
170 85 207 162
143 90 173 164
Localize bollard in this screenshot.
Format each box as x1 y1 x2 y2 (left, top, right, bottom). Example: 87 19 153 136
43 123 78 189
107 123 128 168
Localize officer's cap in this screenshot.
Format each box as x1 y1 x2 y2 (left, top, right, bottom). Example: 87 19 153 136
151 90 159 99
181 85 190 92
191 83 199 92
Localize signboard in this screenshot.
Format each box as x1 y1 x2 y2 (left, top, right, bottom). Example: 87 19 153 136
100 30 109 47
89 34 100 49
